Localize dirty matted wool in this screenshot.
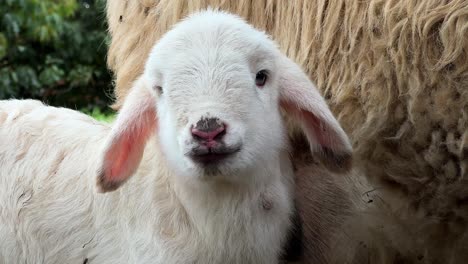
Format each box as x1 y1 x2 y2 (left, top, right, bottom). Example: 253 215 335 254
105 0 468 263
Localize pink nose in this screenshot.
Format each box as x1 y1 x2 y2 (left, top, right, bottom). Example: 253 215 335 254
191 125 225 141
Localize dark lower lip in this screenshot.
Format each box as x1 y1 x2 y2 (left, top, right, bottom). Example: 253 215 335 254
190 152 234 165
188 145 242 165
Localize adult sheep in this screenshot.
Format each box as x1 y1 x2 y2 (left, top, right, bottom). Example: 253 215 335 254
105 1 468 262
0 10 353 264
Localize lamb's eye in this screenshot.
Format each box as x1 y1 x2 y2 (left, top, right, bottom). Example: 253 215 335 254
255 70 268 87
153 85 163 94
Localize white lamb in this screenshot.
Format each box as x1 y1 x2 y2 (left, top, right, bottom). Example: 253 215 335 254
0 10 352 264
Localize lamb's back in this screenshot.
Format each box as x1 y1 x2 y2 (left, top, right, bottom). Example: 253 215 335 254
0 99 112 263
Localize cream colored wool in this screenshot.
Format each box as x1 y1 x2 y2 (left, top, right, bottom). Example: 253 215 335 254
105 1 468 263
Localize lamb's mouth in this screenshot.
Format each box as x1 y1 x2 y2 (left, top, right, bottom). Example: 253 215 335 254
187 145 241 165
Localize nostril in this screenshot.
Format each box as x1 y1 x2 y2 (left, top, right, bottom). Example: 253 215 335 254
191 123 226 141
192 131 204 141
213 128 226 141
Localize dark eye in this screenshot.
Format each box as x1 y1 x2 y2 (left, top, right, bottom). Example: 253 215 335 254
255 70 268 87
153 85 163 94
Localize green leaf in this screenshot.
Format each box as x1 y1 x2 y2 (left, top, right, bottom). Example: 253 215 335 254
10 71 18 83
39 65 65 86
3 14 21 37
17 45 26 53
0 69 12 98
68 65 93 87
15 65 40 90
38 25 49 42
0 33 7 59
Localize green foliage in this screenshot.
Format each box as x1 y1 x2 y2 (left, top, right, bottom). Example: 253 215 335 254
0 0 113 111
82 106 115 123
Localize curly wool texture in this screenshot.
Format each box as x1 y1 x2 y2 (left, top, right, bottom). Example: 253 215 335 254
106 0 468 262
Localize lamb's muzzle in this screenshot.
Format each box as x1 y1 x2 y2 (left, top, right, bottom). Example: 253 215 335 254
188 117 237 165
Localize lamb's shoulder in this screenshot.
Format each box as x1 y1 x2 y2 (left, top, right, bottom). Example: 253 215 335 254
0 99 110 184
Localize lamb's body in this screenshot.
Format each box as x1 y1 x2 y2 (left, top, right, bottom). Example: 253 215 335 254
0 10 353 264
0 100 292 263
0 100 106 263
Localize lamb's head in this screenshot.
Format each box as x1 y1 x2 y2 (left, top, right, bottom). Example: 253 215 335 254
148 11 292 181
96 10 352 192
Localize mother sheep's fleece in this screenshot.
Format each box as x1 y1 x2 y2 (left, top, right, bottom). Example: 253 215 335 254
105 0 468 262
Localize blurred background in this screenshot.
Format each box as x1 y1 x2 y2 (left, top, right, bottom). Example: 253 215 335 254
0 0 115 121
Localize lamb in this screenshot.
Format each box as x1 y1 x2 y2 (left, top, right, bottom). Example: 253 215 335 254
0 10 352 264
105 1 468 262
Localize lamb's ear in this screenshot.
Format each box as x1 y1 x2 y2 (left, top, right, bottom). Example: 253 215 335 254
97 77 157 193
278 56 352 172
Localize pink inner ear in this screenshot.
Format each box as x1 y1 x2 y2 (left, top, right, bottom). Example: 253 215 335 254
301 110 335 149
98 95 157 192
105 136 133 182
280 100 333 150
108 109 156 181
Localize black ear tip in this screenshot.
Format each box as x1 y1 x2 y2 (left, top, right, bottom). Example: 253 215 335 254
319 147 353 173
96 171 123 193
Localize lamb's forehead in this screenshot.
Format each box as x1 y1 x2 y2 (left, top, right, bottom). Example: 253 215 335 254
150 10 278 64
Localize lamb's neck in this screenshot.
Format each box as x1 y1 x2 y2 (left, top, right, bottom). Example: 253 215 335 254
176 161 293 233
120 141 293 230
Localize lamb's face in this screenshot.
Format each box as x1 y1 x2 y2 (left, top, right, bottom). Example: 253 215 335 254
146 17 287 181
97 11 351 193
